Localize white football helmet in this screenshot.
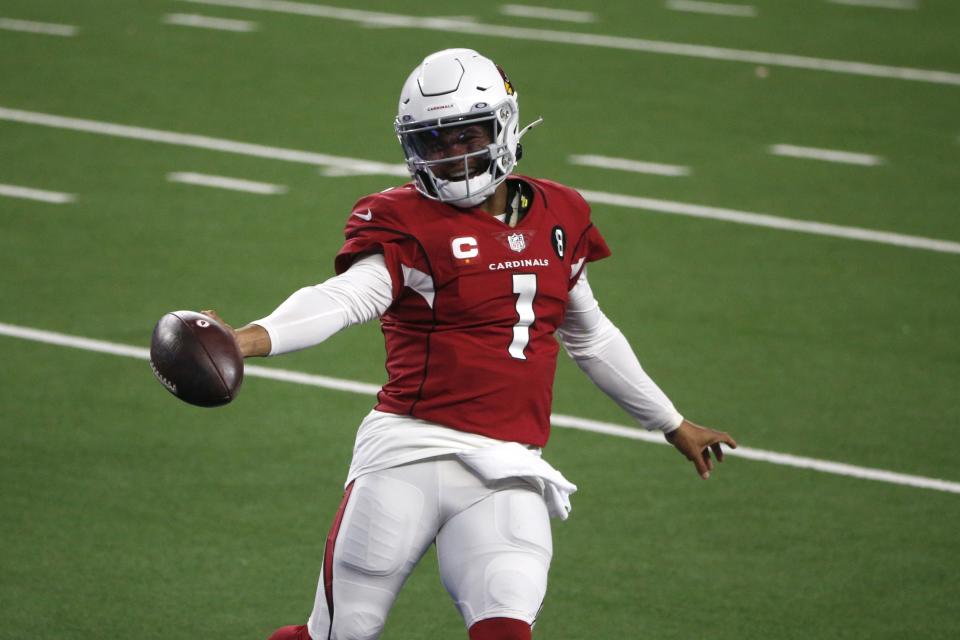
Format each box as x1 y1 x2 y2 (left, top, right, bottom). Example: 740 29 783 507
395 49 540 208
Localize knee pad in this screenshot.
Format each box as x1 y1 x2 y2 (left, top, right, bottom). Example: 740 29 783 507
483 555 548 617
469 617 532 640
332 609 385 640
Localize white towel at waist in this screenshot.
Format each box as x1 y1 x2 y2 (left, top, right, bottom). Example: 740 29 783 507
455 443 578 520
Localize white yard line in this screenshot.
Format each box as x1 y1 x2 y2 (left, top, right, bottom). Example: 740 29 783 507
0 183 75 204
4 105 957 256
360 15 476 29
163 12 258 31
828 0 918 10
0 17 78 36
569 154 691 177
319 166 378 177
665 1 758 18
577 189 960 255
499 4 596 23
770 144 884 166
556 414 960 493
167 172 286 194
0 106 408 177
177 0 960 86
1 319 958 495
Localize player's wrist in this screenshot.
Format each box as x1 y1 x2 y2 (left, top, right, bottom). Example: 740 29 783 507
236 324 272 357
660 414 685 436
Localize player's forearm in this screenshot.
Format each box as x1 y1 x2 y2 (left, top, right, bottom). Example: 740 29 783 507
253 287 351 355
250 254 393 356
559 273 683 432
564 325 684 432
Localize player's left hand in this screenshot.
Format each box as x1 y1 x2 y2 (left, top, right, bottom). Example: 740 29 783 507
664 420 737 480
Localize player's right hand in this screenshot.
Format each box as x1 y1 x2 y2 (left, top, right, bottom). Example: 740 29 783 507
664 420 737 480
201 310 272 358
200 309 235 335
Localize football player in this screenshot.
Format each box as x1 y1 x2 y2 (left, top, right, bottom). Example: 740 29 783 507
208 48 736 640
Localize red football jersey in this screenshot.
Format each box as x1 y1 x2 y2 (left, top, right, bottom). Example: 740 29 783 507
335 176 610 447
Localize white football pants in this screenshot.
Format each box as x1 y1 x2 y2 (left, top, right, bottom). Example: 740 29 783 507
306 456 553 640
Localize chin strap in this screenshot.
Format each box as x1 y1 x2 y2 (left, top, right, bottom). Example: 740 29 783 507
518 116 544 140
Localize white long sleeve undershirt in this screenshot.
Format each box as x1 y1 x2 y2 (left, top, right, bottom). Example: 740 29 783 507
557 272 683 433
252 254 393 355
252 255 682 432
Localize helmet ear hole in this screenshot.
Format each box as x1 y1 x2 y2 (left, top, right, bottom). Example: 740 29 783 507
516 143 523 163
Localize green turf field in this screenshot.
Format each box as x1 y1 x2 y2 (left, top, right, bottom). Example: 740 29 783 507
2 1 959 638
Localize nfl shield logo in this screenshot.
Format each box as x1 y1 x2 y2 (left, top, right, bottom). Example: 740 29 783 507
507 233 526 253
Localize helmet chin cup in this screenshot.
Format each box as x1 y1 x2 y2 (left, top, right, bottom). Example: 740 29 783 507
412 150 499 208
436 173 496 208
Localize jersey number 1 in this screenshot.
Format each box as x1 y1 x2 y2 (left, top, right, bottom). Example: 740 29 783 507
509 273 537 360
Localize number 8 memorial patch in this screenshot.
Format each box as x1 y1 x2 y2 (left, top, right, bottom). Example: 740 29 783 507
551 225 566 259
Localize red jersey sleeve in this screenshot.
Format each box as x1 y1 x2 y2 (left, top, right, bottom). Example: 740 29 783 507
334 190 422 300
567 192 611 287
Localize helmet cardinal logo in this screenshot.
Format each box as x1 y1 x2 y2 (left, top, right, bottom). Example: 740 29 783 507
496 64 515 96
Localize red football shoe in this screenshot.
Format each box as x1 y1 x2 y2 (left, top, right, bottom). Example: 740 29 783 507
267 625 311 640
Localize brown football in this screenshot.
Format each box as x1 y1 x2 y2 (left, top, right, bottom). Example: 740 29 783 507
149 310 243 407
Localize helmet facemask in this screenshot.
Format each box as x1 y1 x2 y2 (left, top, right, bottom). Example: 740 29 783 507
396 100 520 208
